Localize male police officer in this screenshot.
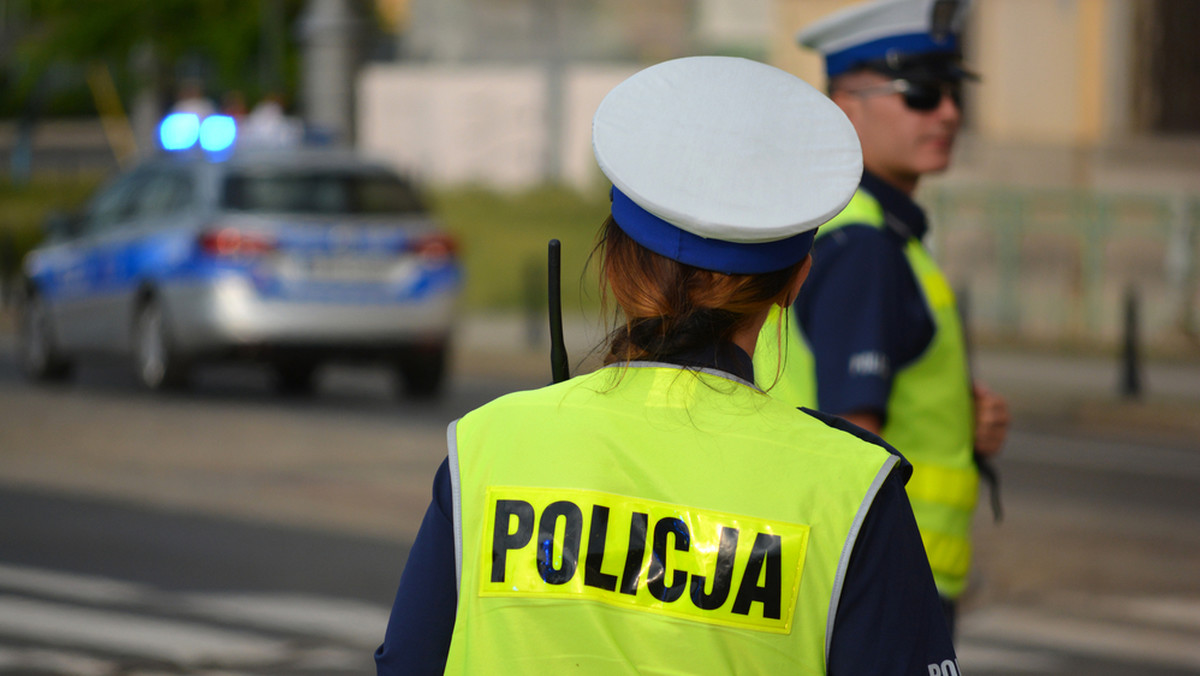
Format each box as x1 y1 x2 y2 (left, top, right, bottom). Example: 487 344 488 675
755 0 1009 632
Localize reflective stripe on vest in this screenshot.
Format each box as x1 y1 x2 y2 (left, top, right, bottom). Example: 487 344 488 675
445 364 898 674
755 188 979 599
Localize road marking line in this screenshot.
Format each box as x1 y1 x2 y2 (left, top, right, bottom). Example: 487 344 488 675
954 641 1060 672
1078 595 1200 632
962 606 1200 670
181 593 390 648
1009 431 1200 481
0 646 115 676
0 595 289 666
1123 597 1200 631
0 563 151 605
292 645 374 670
0 563 389 651
1048 592 1200 633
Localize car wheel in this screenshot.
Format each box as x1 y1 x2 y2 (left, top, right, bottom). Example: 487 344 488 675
133 298 190 391
394 345 447 399
273 360 320 396
16 292 74 382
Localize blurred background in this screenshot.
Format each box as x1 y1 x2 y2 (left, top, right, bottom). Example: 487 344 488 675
0 1 1198 675
2 0 1196 349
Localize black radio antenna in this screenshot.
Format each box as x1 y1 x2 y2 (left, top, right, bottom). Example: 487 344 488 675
548 239 570 383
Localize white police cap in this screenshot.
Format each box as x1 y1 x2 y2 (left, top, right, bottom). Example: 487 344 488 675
798 0 971 77
592 56 862 275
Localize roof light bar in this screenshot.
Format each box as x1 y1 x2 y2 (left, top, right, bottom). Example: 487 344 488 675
199 115 237 152
158 113 238 153
159 113 200 151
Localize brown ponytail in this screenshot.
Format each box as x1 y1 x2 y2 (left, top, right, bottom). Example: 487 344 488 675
598 216 803 365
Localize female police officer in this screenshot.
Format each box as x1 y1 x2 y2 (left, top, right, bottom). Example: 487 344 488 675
376 56 956 675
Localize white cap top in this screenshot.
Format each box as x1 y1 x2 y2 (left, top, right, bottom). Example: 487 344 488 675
591 57 861 273
798 0 972 77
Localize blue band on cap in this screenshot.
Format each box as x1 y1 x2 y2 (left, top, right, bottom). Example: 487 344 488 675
826 32 959 77
610 187 815 274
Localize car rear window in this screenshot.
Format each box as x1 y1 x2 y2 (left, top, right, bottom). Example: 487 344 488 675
221 172 424 215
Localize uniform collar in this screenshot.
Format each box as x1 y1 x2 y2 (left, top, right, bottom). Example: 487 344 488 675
659 342 756 383
859 170 929 242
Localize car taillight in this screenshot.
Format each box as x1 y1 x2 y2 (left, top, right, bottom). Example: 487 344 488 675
409 233 458 260
199 228 277 257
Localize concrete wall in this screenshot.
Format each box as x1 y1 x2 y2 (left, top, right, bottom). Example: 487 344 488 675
357 63 637 189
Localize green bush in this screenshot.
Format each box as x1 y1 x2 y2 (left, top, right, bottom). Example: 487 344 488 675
0 174 103 280
430 185 610 312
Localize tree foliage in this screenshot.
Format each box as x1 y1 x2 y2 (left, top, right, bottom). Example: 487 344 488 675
9 0 307 116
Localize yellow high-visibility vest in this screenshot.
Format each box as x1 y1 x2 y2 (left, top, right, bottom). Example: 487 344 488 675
755 189 978 599
445 363 899 674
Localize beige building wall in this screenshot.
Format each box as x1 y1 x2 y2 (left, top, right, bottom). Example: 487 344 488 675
772 0 849 91
358 64 638 189
769 0 1200 191
972 0 1115 146
772 0 1120 144
769 1 1198 348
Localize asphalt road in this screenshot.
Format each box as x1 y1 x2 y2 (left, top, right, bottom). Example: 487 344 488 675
1 332 1198 675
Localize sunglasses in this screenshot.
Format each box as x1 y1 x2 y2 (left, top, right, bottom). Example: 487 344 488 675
843 78 963 112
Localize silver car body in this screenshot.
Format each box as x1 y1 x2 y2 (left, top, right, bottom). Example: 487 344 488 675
21 147 462 389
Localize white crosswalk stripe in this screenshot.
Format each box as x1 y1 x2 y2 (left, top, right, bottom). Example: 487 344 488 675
954 642 1062 672
0 595 290 666
959 596 1200 673
0 563 382 674
1093 595 1200 632
0 563 150 606
180 592 391 648
2 561 1199 674
0 646 114 676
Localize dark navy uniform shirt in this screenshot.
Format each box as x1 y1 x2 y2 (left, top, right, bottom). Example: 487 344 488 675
375 343 955 675
796 171 936 425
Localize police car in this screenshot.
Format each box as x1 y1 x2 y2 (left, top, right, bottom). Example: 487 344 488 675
15 113 462 398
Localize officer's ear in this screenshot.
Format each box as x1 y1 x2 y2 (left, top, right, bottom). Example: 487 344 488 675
781 254 812 307
830 87 861 121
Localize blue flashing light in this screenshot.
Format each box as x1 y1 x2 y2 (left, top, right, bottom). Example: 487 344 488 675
199 115 237 153
159 113 200 151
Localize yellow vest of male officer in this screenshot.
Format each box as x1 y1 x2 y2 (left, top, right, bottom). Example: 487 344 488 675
755 189 978 600
444 363 900 674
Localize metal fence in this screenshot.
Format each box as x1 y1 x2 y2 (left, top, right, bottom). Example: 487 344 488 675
925 186 1200 352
